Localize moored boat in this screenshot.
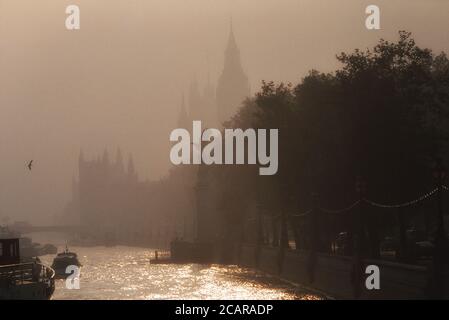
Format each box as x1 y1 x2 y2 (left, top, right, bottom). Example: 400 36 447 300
51 246 81 278
0 236 55 300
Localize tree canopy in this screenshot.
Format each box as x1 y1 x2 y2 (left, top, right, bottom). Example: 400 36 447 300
214 31 449 240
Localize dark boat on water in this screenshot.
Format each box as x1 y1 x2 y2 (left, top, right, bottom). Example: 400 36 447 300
51 246 81 278
0 236 55 300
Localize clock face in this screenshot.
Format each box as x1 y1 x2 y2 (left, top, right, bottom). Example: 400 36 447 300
1 0 449 302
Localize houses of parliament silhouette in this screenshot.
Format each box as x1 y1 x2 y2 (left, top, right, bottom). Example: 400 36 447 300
62 25 251 246
178 23 250 129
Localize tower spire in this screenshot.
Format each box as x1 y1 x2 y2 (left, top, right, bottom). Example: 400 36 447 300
78 148 85 175
115 147 124 174
230 16 233 34
216 21 250 126
178 94 190 129
127 153 137 181
189 78 202 121
102 148 110 165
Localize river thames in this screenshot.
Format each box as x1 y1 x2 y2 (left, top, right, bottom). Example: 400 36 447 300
36 245 322 300
28 231 321 300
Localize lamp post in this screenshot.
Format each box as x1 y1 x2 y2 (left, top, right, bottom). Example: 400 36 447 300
353 176 366 298
433 160 446 243
432 159 447 298
256 202 263 246
355 176 367 256
311 192 320 252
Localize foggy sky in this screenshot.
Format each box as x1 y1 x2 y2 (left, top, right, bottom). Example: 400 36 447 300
0 0 448 224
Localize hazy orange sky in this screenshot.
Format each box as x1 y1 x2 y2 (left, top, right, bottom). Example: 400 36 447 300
0 0 448 223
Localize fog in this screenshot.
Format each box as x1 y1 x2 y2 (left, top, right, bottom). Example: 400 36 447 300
0 0 448 224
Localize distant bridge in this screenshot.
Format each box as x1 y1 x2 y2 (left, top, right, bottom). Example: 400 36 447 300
15 225 81 234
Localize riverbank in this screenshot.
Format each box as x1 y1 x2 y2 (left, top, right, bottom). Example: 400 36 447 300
171 241 441 299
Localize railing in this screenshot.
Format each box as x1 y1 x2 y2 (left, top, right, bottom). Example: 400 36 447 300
239 181 449 298
0 262 55 286
244 180 449 262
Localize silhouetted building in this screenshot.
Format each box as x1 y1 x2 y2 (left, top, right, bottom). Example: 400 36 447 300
66 25 251 247
77 149 150 242
173 24 252 244
65 148 197 246
177 95 190 130
192 25 250 243
216 23 250 126
179 24 250 129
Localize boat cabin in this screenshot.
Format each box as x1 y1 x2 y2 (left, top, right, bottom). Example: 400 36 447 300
0 238 20 265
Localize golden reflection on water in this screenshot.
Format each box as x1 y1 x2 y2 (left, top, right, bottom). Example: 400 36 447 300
40 246 322 300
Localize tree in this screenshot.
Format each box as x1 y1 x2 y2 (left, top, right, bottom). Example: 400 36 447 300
204 31 449 253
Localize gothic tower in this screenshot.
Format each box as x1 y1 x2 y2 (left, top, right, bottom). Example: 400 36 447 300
115 147 125 178
203 74 217 127
188 78 202 121
127 153 138 182
177 94 190 130
216 23 250 126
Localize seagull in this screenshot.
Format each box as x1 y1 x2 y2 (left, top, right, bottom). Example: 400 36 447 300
27 160 33 171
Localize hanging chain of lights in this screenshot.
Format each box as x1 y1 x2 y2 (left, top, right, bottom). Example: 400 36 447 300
363 188 438 209
248 185 449 223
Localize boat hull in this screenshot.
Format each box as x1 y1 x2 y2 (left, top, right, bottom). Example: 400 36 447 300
0 281 54 300
0 263 55 300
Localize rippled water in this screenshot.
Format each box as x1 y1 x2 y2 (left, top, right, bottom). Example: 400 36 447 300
38 246 321 300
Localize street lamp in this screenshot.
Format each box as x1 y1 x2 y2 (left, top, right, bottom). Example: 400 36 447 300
355 175 367 252
433 159 446 237
355 175 367 197
432 158 447 298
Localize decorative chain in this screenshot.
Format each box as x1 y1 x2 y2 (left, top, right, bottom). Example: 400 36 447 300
319 200 361 214
249 186 444 223
363 188 438 209
289 209 313 218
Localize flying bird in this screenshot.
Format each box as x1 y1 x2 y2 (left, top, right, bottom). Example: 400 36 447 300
27 160 33 171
